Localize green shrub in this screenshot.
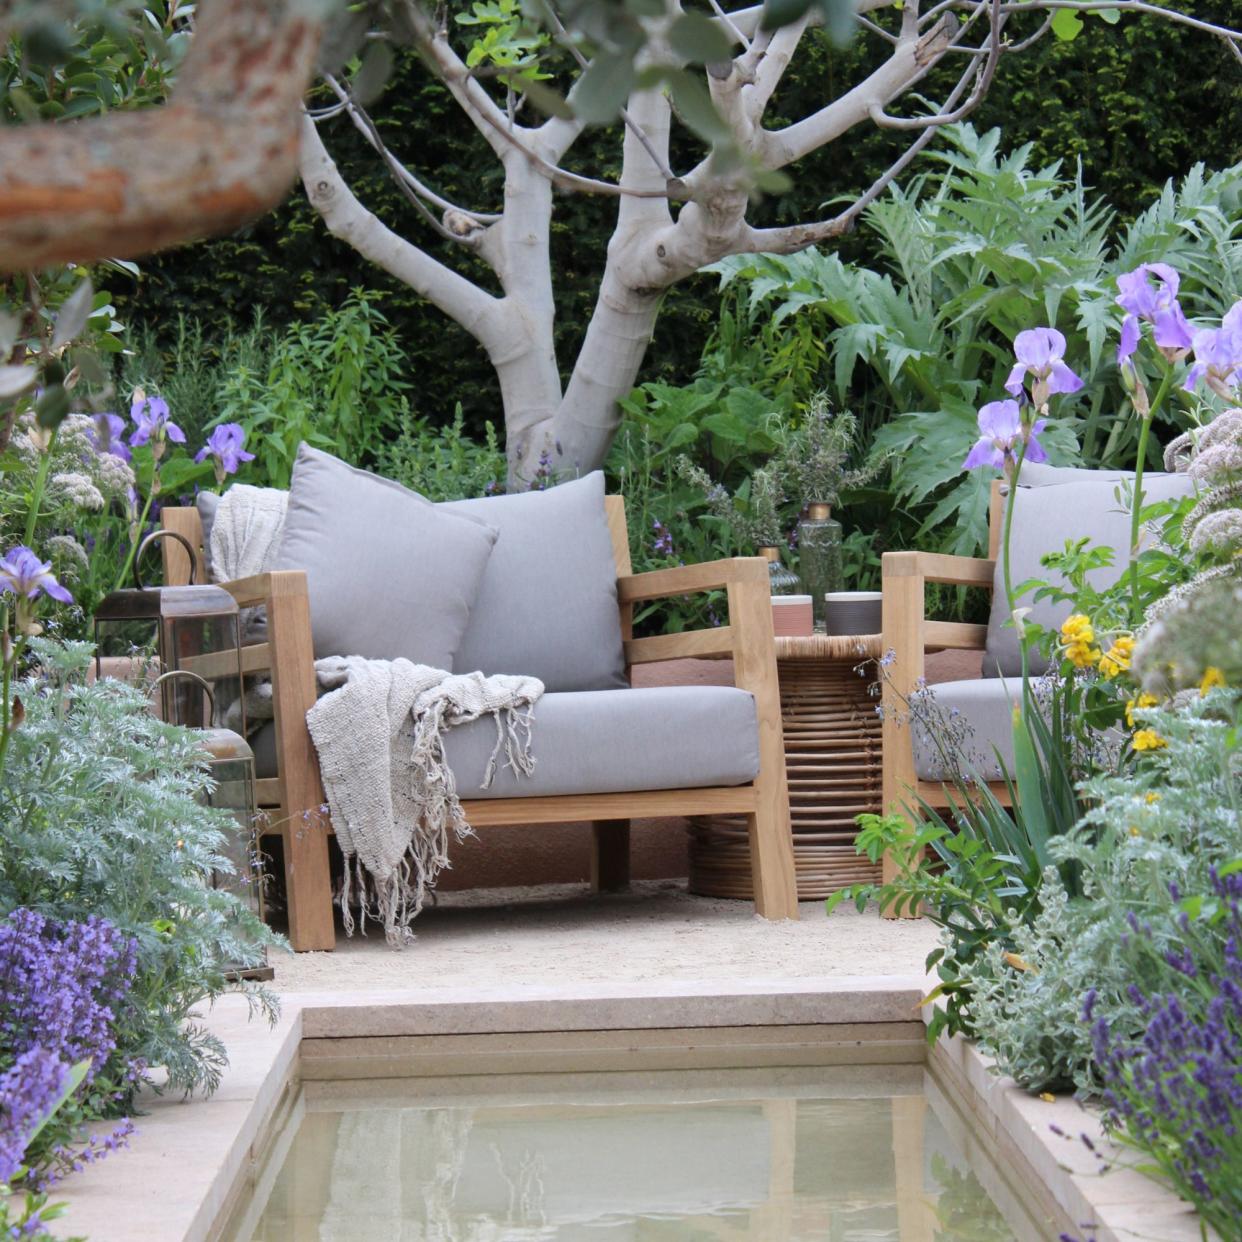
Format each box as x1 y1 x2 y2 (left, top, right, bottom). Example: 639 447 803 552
712 128 1242 556
375 405 506 501
0 642 281 1098
123 291 413 489
958 691 1242 1092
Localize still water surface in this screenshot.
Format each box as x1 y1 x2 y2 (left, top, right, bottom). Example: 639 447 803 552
241 1068 1039 1240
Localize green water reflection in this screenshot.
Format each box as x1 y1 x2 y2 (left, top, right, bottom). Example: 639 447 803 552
243 1070 1036 1241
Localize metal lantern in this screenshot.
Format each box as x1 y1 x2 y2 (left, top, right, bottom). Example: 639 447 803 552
93 530 246 734
193 712 272 983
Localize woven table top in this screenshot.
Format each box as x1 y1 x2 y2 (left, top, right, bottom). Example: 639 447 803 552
773 633 883 660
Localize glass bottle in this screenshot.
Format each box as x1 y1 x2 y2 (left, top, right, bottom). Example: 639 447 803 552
757 545 803 596
795 503 843 629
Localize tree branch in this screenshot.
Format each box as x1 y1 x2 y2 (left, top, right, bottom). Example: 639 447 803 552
870 0 1001 129
744 14 810 119
320 74 500 248
997 0 1242 45
742 12 986 255
398 0 521 160
542 6 679 182
759 15 956 168
0 0 322 272
298 116 504 348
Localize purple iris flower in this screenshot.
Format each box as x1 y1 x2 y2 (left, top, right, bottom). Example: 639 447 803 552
127 395 184 449
0 546 73 604
1004 327 1084 399
194 423 255 484
87 412 131 462
1115 263 1195 362
1184 301 1242 397
962 399 1048 472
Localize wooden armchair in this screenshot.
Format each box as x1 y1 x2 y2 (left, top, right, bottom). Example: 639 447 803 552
879 483 1007 888
162 497 797 951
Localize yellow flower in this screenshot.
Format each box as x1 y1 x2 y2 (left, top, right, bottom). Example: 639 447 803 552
1145 792 1161 805
1066 641 1102 669
1039 1092 1056 1104
1129 825 1141 836
1125 693 1160 728
1132 729 1168 752
1098 635 1135 679
1060 613 1094 644
1200 666 1227 695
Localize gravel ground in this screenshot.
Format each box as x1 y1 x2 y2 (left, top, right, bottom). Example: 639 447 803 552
270 879 939 994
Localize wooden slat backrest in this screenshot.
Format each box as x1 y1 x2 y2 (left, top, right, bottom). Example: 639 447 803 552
987 479 1004 563
603 494 631 576
161 506 205 587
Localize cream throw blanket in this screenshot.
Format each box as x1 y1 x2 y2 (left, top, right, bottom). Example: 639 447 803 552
210 485 543 945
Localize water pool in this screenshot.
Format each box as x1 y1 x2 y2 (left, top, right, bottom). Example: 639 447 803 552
232 1065 1049 1240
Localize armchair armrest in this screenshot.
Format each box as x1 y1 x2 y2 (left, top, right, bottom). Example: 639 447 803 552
881 551 992 661
616 556 767 603
882 550 995 587
617 557 768 666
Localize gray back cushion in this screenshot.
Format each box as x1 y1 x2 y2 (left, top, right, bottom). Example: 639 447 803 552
985 470 1194 676
274 445 498 669
443 473 627 690
195 491 220 581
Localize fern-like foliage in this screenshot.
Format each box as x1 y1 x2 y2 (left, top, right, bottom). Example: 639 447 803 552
711 126 1242 556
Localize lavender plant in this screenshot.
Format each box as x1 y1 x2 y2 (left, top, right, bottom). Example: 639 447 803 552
0 1049 89 1242
0 909 138 1186
1088 864 1242 1236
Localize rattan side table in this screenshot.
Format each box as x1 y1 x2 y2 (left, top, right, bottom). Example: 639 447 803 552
688 633 884 900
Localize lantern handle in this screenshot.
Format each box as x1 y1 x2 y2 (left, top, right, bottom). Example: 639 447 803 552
134 529 199 589
152 669 215 719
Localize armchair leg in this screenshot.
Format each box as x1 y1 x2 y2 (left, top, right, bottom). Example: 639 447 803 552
268 571 336 952
282 809 334 952
591 819 631 892
746 792 798 920
728 564 798 921
881 556 927 920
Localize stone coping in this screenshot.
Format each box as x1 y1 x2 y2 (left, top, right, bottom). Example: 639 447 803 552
50 974 1206 1242
926 1024 1210 1242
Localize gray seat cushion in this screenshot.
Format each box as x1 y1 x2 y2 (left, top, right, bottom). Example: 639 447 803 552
985 470 1194 676
252 684 759 796
273 445 498 670
442 473 626 690
911 677 1025 781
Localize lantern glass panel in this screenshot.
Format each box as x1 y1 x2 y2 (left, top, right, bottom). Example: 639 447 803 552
199 728 271 981
93 584 244 731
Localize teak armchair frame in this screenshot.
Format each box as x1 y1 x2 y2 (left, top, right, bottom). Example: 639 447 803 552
880 481 1013 890
162 497 798 950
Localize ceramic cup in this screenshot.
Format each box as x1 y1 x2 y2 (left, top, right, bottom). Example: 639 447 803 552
823 590 882 636
770 594 813 637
